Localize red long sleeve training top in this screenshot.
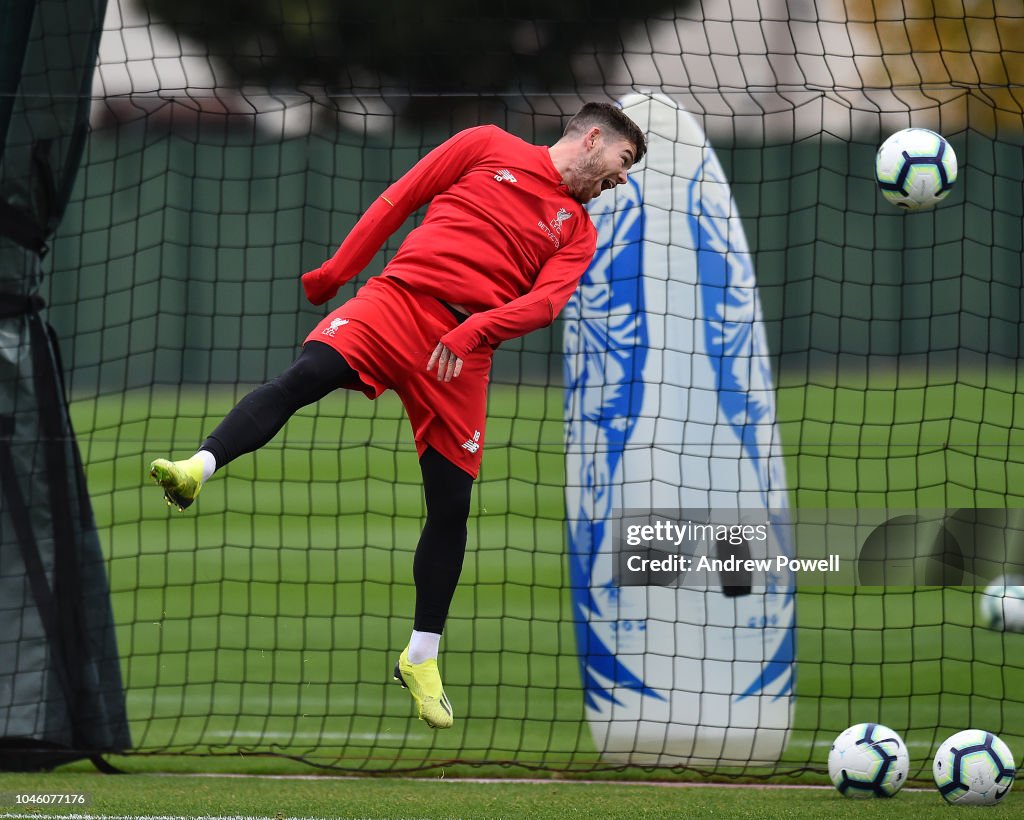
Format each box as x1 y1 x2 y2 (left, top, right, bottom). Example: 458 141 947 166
302 124 598 360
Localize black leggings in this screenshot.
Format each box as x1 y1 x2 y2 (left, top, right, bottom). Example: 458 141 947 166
202 341 361 463
202 340 473 634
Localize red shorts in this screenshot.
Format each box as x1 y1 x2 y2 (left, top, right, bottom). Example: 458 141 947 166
305 276 492 478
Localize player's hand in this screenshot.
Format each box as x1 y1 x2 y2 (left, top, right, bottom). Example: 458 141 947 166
427 342 463 382
301 267 337 306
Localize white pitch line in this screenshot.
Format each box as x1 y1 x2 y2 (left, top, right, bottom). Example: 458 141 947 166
190 731 408 742
149 773 938 792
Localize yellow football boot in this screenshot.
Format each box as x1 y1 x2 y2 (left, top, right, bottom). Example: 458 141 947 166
393 647 454 729
149 456 204 511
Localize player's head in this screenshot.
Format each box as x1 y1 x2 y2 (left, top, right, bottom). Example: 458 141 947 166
556 102 647 203
563 103 647 166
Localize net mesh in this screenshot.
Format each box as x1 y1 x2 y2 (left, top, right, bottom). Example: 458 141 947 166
39 0 1024 775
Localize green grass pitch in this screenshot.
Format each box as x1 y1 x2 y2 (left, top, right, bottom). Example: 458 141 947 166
1 770 1022 818
57 366 1024 790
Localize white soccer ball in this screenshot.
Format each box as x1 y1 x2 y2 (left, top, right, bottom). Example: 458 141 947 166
828 723 910 797
933 729 1016 805
979 575 1024 632
875 128 957 210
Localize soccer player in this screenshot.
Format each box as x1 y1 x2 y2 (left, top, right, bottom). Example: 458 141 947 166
149 102 646 729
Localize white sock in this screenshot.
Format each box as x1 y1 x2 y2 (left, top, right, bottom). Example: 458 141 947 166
192 449 218 483
407 630 441 664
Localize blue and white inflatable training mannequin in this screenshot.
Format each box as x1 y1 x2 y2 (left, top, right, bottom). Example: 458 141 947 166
564 92 794 766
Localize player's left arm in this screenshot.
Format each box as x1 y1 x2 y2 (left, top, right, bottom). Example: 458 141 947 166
436 229 598 363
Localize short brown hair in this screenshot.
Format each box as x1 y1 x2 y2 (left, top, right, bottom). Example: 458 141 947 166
563 102 647 164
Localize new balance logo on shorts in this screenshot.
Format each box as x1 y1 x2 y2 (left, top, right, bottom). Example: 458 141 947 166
461 430 482 454
321 318 349 336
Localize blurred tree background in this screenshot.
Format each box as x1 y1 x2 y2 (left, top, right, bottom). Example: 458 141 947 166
140 0 693 121
846 0 1024 135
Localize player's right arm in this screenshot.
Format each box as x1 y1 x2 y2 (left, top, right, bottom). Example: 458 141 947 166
436 225 598 359
301 127 496 305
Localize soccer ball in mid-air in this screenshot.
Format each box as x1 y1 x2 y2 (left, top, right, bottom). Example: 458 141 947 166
979 575 1024 632
932 729 1016 805
875 128 957 210
828 723 910 797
